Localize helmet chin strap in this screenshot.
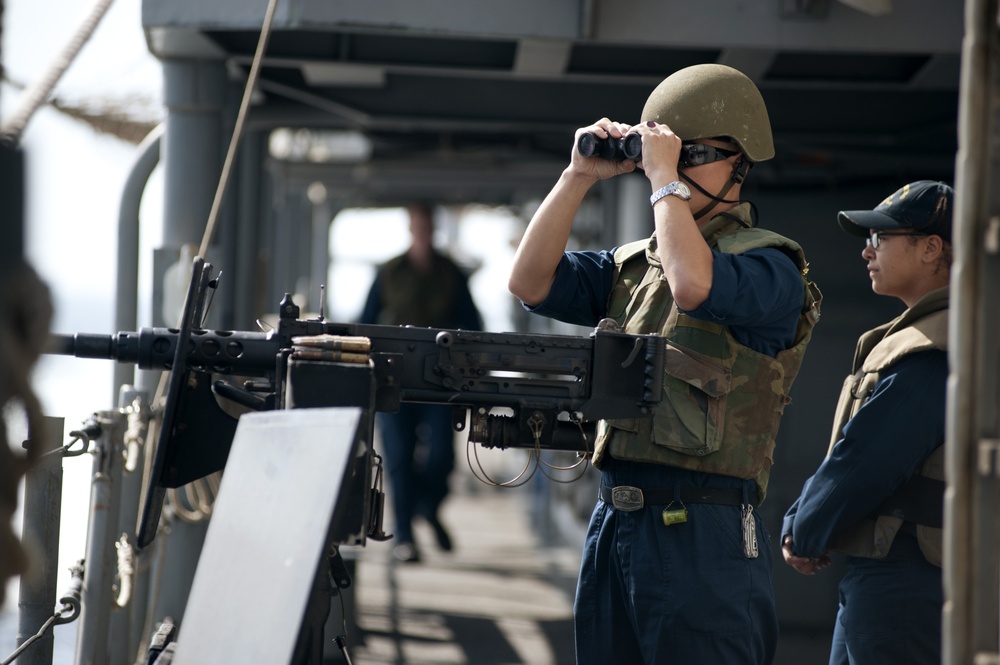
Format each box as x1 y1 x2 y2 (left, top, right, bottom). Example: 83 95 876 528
681 158 753 220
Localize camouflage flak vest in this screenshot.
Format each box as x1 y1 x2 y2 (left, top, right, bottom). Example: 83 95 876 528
593 205 822 505
826 287 948 567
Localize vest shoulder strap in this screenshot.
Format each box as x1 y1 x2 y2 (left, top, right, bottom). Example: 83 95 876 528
862 309 948 373
613 238 650 264
716 227 803 260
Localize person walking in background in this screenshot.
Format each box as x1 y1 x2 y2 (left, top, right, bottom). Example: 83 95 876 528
360 202 484 563
508 63 822 665
782 181 952 665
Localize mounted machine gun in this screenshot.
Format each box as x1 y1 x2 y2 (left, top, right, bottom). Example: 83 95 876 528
47 257 666 549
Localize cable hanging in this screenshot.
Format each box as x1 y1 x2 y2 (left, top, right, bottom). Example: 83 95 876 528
0 0 116 147
198 0 279 260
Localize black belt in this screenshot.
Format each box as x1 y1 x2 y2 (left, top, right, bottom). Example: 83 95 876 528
599 484 749 512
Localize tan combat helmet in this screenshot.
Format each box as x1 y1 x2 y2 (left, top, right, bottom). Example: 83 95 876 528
641 63 774 163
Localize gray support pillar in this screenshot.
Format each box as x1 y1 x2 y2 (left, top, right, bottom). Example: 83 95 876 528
269 180 308 311
308 183 332 315
293 184 313 308
205 76 248 330
615 173 651 248
145 56 228 634
233 130 265 328
113 127 163 403
944 0 1000 661
161 58 226 249
109 388 150 665
75 412 127 665
16 416 64 665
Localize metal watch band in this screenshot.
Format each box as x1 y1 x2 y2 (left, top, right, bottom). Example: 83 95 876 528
650 181 690 206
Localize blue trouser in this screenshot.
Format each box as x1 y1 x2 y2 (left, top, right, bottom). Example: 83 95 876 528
829 530 942 665
376 404 455 544
574 459 777 665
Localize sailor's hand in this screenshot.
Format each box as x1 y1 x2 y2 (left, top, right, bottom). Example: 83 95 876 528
782 535 832 575
570 119 638 181
633 120 682 190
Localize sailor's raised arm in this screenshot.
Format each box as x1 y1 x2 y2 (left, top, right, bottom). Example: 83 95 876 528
508 119 635 307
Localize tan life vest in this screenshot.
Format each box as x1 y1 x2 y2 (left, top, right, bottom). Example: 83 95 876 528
593 205 822 505
826 287 948 566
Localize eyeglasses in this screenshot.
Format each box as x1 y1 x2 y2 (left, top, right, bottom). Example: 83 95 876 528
679 143 739 168
866 231 928 250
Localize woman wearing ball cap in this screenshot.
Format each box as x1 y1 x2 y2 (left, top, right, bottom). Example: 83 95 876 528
781 180 953 665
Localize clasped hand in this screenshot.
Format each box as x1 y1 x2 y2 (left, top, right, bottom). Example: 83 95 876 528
781 535 832 576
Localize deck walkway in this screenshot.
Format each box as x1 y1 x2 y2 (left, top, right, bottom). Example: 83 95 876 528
338 452 582 665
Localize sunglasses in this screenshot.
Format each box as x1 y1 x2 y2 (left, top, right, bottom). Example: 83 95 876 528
679 143 740 168
866 231 928 250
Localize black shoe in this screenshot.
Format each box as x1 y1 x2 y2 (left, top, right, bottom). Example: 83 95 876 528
425 514 452 552
392 542 420 563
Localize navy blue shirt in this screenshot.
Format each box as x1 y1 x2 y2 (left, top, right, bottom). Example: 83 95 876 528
781 350 947 558
525 246 805 357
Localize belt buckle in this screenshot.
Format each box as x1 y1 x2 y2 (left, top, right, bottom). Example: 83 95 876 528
611 486 644 512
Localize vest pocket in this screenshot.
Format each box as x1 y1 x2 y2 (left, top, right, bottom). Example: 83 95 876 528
653 343 733 456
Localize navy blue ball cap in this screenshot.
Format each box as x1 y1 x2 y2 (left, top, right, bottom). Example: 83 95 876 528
838 180 954 243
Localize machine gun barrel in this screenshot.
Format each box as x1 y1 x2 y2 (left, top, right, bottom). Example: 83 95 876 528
47 329 278 375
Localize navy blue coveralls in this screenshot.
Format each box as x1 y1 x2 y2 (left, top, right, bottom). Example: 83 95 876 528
526 245 804 665
782 351 946 665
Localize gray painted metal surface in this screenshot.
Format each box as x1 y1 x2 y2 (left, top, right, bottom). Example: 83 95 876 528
74 412 126 665
16 417 64 665
944 0 1000 661
113 127 162 403
141 0 960 51
161 60 226 249
171 407 361 664
137 0 961 195
144 0 585 40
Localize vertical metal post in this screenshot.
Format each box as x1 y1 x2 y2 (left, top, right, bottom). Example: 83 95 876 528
152 58 227 328
74 411 126 665
270 181 307 311
162 58 226 249
613 174 647 249
108 388 149 665
309 183 332 315
944 0 1000 662
233 130 265 328
145 56 228 629
210 77 245 331
16 416 65 665
113 127 163 402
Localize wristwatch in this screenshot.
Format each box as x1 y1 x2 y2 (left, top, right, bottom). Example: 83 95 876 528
650 181 692 206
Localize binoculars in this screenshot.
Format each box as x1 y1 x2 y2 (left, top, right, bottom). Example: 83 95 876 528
578 133 742 167
577 133 642 162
